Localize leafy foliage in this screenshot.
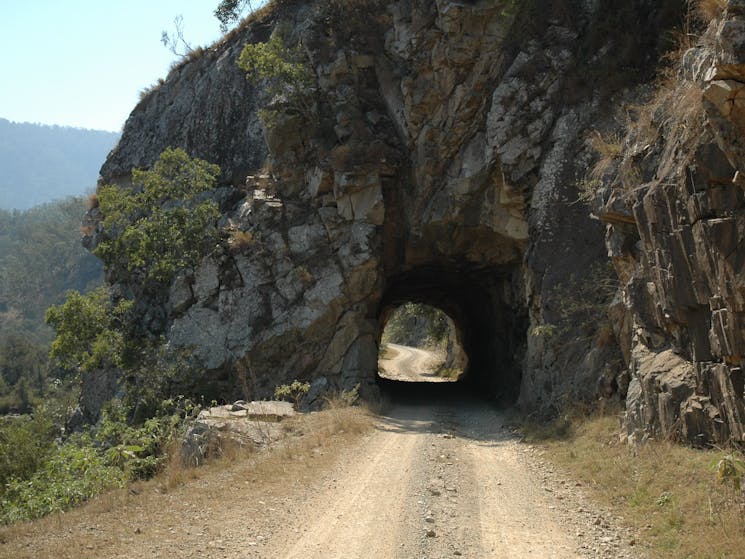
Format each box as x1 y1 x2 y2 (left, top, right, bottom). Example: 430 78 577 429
237 32 315 123
0 197 103 342
712 453 745 493
0 197 102 412
381 303 451 349
0 396 199 525
0 440 125 524
0 334 49 413
95 147 221 288
0 412 55 489
45 287 132 373
214 0 256 32
274 380 310 409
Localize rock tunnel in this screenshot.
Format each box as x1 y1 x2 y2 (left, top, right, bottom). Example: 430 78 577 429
376 263 527 403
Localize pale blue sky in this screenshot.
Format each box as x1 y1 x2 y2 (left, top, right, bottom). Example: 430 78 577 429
0 1 252 132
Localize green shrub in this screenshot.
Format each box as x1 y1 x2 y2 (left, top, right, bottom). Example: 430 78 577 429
274 380 310 409
94 398 194 480
45 286 132 373
237 32 315 124
0 413 55 488
0 439 125 524
0 395 198 525
94 147 220 289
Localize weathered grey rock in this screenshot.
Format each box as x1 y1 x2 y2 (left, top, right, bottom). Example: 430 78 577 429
188 400 291 455
99 25 268 187
80 368 120 424
91 1 692 422
199 400 296 421
180 421 216 467
603 4 745 444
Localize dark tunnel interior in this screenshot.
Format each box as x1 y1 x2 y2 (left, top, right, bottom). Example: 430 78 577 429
376 263 527 403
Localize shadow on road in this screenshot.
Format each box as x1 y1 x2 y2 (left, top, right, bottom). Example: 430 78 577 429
374 378 519 445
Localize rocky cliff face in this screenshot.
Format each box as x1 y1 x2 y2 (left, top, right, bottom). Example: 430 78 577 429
90 0 745 446
593 1 745 445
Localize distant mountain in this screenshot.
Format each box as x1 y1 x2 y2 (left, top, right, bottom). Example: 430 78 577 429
0 118 120 210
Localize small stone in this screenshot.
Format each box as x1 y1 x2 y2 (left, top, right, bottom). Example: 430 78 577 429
134 528 141 534
429 488 442 496
454 551 462 556
425 516 435 523
426 529 436 538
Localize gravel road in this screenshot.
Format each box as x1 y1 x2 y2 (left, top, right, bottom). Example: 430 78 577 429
1 354 642 559
261 388 642 558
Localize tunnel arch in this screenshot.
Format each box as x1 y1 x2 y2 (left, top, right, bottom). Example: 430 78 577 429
378 301 468 382
376 262 527 403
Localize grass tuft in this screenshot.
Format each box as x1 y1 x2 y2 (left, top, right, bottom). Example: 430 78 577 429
525 412 745 558
695 0 727 21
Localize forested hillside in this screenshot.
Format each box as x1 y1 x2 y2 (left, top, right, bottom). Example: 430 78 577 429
0 119 119 210
0 197 103 412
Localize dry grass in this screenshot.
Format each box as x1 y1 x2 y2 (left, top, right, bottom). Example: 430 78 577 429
606 70 704 193
587 129 623 181
0 406 373 558
226 229 255 252
79 224 95 236
586 4 710 198
524 413 745 558
137 78 166 101
86 193 98 209
695 0 727 22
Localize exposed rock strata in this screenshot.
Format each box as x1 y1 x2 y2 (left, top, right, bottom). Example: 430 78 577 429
595 1 745 444
91 1 692 426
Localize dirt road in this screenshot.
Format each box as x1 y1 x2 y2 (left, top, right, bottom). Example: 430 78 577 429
379 343 451 382
2 392 641 559
262 390 640 558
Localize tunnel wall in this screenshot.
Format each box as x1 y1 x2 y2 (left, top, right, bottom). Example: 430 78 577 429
378 265 527 402
88 0 681 411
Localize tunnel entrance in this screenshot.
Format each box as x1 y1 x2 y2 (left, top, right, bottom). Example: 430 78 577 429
378 302 468 383
376 263 527 404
